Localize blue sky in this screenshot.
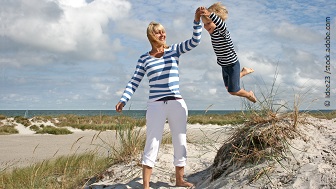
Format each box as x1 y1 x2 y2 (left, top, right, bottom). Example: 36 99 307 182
1 0 335 111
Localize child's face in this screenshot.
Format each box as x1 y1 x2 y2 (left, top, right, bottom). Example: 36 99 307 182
201 16 216 34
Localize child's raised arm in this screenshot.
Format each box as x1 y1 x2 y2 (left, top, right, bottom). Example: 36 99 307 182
200 7 211 17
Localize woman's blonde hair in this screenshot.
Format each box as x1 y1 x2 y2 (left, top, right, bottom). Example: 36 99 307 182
146 21 169 48
208 2 228 21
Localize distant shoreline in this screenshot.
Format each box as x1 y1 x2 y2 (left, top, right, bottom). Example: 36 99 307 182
0 109 241 118
0 109 334 119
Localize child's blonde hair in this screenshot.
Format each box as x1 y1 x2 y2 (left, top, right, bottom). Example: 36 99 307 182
147 21 169 48
208 2 228 21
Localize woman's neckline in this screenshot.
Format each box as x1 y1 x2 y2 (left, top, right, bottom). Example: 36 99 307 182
148 50 165 58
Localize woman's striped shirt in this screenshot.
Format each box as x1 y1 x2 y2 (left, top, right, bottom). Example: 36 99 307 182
209 12 238 66
119 21 202 105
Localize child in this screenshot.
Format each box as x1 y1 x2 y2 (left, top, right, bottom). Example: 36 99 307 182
200 2 256 103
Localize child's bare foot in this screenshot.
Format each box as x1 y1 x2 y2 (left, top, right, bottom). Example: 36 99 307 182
176 180 194 188
247 91 257 103
240 67 254 78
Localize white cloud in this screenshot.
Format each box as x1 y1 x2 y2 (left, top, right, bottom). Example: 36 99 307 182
209 88 217 95
273 22 321 44
1 0 335 110
4 0 132 65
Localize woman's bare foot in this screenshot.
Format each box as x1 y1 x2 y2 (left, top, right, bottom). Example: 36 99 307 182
247 91 257 103
240 67 254 78
176 180 194 188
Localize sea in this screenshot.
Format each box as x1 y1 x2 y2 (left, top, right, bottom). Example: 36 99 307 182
0 110 240 119
0 109 333 119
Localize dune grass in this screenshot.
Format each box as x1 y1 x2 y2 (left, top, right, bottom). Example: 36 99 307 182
0 125 19 135
307 110 336 120
54 114 146 131
188 112 245 125
0 153 110 189
0 115 148 189
0 106 330 188
211 112 301 181
0 91 333 188
0 110 242 188
209 69 312 185
35 126 73 135
14 116 31 127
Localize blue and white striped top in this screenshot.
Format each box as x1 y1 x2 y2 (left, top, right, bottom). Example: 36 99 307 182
119 21 202 105
209 13 238 66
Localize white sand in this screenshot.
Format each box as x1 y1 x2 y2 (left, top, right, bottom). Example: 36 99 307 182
0 118 116 170
1 116 336 189
86 117 336 189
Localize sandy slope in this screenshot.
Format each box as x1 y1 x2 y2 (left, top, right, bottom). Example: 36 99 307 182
85 117 336 189
1 117 336 189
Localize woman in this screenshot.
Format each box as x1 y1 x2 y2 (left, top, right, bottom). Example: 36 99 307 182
115 8 202 189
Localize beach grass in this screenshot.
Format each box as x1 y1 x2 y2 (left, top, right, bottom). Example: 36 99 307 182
0 115 6 120
188 112 245 125
307 110 336 120
206 69 322 187
0 125 19 135
0 116 145 189
0 152 110 189
0 111 244 188
103 121 146 164
53 114 146 131
0 104 334 188
35 126 73 135
14 116 31 127
210 111 301 181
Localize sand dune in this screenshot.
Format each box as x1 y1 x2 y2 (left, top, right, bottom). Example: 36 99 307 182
1 116 336 188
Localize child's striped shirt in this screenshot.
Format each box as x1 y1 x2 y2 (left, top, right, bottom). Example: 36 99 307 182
209 12 238 66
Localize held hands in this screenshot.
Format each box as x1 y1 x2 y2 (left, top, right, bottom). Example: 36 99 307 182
200 7 211 17
196 7 211 17
195 7 205 22
115 102 124 112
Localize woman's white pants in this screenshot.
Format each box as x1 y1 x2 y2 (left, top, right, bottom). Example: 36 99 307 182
142 99 188 168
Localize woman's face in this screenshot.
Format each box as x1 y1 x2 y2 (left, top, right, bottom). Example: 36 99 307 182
153 29 166 43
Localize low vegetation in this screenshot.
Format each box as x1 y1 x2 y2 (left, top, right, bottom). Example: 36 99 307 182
211 111 302 182
307 110 336 120
0 105 335 188
54 114 146 131
0 153 110 189
14 116 31 127
0 125 19 135
207 70 336 187
35 126 73 135
188 112 246 125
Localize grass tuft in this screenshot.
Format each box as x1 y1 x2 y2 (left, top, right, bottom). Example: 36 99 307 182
210 68 307 184
188 112 245 125
211 113 300 181
35 126 73 135
0 153 109 189
0 125 19 135
98 116 146 164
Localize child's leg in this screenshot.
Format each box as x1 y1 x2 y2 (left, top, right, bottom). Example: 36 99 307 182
229 89 256 103
223 62 257 103
240 67 254 78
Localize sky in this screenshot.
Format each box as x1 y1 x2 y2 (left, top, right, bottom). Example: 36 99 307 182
0 0 335 111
